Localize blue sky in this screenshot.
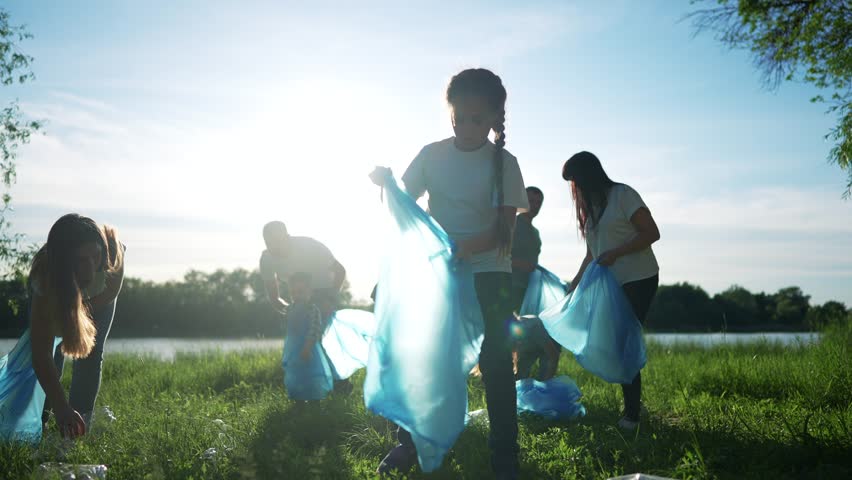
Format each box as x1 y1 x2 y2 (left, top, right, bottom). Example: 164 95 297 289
4 1 851 305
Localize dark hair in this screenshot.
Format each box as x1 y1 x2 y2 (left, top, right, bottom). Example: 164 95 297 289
562 151 617 238
446 68 512 256
263 221 287 246
30 213 106 358
526 186 543 198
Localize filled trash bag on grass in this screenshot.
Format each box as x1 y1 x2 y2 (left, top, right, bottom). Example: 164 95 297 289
516 376 586 420
1 328 62 443
540 261 646 384
364 172 484 473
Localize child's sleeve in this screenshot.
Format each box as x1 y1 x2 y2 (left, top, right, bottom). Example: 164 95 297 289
499 155 529 210
401 146 428 199
259 251 276 285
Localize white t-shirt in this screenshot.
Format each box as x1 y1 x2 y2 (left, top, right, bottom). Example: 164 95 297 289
586 184 659 285
259 236 337 290
402 137 529 273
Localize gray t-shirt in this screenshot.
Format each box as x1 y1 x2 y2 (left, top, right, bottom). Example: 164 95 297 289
259 236 337 291
401 138 529 273
515 316 548 352
511 215 541 288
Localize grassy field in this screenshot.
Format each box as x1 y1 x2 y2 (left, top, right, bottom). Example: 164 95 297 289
1 323 850 480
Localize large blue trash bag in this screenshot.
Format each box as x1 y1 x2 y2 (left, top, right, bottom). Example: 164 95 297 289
282 304 335 401
1 328 62 443
364 173 484 473
518 265 568 317
516 376 586 420
321 309 377 380
539 261 646 384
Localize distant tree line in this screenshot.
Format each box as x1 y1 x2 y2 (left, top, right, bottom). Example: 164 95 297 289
0 268 355 338
646 283 849 332
0 270 848 337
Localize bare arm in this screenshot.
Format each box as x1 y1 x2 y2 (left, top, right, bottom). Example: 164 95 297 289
568 245 594 293
458 207 518 257
264 277 289 313
30 299 67 414
30 298 85 437
87 266 125 308
613 207 660 257
598 207 661 266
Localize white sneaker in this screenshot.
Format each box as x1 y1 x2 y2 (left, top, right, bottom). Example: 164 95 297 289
617 416 639 431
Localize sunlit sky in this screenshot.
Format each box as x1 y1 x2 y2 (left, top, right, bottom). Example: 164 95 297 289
4 1 851 305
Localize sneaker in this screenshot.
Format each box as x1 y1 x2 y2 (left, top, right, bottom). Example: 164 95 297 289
617 416 639 431
376 444 417 475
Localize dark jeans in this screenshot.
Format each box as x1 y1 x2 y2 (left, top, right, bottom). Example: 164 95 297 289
620 274 659 421
397 272 519 475
46 299 117 423
511 284 527 314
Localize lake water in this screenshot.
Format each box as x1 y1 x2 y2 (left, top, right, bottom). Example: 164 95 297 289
0 332 822 361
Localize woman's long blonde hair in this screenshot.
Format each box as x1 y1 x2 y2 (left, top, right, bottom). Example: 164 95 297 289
30 214 123 358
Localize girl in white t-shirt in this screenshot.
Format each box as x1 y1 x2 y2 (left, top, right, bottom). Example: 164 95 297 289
370 68 528 479
562 151 661 431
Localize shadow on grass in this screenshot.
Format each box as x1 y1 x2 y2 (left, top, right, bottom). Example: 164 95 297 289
244 397 357 480
514 402 852 480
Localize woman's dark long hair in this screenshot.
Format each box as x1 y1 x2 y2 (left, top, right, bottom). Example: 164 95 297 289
562 151 617 239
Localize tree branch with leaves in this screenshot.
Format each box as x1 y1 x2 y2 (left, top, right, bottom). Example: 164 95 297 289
687 0 852 197
1 8 42 305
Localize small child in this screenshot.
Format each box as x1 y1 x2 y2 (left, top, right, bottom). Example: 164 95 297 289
281 272 333 401
512 315 560 381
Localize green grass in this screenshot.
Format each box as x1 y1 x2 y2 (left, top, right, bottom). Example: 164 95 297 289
2 324 850 480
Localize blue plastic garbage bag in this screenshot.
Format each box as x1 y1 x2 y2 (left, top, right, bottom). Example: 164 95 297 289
364 173 485 472
539 261 646 384
519 266 568 317
516 376 586 420
1 328 62 443
321 309 377 380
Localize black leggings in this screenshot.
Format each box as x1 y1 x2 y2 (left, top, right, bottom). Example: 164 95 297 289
620 274 659 421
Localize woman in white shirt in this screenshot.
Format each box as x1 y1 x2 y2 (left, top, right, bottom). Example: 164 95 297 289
562 151 660 431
